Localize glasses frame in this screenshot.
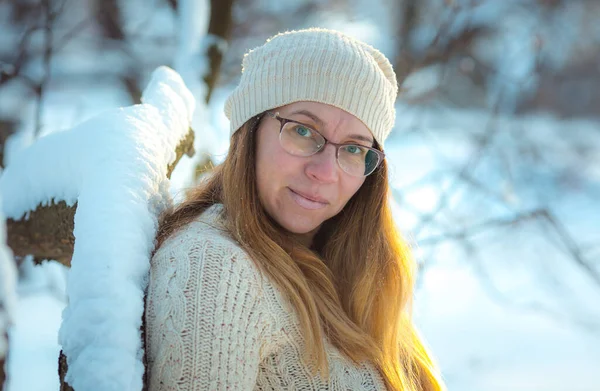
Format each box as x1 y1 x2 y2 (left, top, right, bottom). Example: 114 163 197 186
266 111 385 177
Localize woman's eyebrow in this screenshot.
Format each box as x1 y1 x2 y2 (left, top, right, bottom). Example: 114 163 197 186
289 109 374 145
348 134 374 144
289 109 324 128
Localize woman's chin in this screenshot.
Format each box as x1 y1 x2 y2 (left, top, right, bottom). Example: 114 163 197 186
277 214 323 236
282 222 320 235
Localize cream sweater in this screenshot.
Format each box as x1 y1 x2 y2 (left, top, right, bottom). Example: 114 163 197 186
145 204 387 390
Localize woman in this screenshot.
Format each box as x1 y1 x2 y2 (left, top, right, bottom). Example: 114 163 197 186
145 28 445 391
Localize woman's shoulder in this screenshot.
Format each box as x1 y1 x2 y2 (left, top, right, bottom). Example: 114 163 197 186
152 203 263 283
149 204 299 350
156 204 239 254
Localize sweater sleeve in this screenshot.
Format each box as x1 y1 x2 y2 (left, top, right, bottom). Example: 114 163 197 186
145 229 274 391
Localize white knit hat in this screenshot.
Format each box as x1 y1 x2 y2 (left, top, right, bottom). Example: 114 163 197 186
224 28 398 147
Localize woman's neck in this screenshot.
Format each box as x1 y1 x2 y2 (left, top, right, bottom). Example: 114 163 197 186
292 224 322 249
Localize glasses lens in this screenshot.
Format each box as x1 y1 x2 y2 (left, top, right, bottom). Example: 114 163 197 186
280 122 324 156
338 145 381 176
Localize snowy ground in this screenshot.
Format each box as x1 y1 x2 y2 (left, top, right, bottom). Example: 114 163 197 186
417 259 600 391
7 293 64 391
6 260 66 391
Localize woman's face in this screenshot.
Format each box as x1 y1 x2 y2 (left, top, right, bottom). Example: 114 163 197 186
255 101 372 242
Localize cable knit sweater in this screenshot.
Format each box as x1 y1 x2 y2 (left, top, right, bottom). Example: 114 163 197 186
145 204 388 390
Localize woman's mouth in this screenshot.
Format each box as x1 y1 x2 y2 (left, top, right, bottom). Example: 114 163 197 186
288 188 328 210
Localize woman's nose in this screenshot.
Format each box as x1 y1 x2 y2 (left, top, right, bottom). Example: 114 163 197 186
304 144 338 183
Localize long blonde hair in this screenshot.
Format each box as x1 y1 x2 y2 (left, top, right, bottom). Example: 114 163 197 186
156 114 446 391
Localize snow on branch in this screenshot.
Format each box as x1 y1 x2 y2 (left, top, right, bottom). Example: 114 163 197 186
0 66 196 390
2 67 195 266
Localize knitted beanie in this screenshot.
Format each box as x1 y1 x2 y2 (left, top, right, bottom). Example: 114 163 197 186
224 28 398 147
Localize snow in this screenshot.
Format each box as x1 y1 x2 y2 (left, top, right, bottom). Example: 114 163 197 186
168 0 218 201
0 66 195 390
0 193 17 359
416 260 600 391
6 292 64 391
173 0 209 78
6 258 67 391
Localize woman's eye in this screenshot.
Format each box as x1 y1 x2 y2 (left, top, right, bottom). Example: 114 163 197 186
345 145 362 154
295 126 312 137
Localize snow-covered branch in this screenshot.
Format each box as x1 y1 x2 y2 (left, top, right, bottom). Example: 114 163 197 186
0 66 196 390
2 69 195 267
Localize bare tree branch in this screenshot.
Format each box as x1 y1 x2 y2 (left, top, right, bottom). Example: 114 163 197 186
418 207 600 293
395 1 489 86
0 331 7 390
0 119 17 169
58 352 72 391
165 0 177 11
7 200 75 267
418 209 546 247
122 73 142 104
204 0 235 103
411 115 502 237
539 210 600 288
94 0 125 41
464 237 600 334
34 0 55 138
0 21 41 87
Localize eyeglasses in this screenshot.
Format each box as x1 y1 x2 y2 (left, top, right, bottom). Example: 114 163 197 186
266 111 385 177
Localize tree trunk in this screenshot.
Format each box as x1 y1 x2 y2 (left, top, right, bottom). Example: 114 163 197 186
204 0 235 103
1 331 7 390
58 351 73 391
